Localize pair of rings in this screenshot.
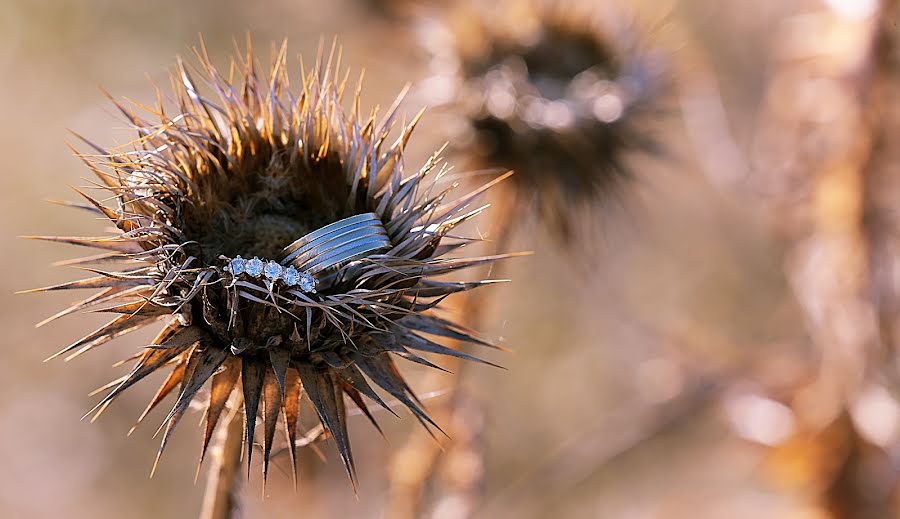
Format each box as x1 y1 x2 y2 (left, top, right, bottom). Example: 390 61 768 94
223 212 392 293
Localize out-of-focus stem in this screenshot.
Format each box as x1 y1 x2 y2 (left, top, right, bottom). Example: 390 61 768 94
863 0 900 373
384 182 517 519
384 355 465 519
749 2 900 517
200 399 244 519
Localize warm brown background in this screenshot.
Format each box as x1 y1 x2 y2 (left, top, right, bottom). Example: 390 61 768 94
0 0 883 517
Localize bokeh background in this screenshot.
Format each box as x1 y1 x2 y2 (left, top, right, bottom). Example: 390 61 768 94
2 0 898 517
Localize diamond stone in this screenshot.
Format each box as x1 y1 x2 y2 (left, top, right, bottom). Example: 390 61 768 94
298 271 317 293
245 257 264 277
228 256 246 275
263 260 283 281
281 266 300 286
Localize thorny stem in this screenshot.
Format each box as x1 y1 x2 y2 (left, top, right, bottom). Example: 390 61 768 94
200 397 244 519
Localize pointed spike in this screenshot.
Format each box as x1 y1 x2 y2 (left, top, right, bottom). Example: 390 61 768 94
112 350 143 368
69 185 138 232
153 344 228 473
44 197 102 214
19 274 141 295
336 363 399 418
396 330 504 369
46 313 156 362
88 374 127 397
51 251 126 267
130 358 187 436
241 357 266 477
95 300 169 317
400 314 504 350
20 234 143 253
433 170 515 219
268 347 290 396
282 367 302 489
295 363 357 490
353 353 447 438
392 348 452 373
199 356 240 467
261 371 282 486
342 383 385 438
150 325 211 350
35 285 148 328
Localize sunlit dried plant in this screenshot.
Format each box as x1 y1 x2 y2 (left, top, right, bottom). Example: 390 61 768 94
421 0 667 239
23 40 513 488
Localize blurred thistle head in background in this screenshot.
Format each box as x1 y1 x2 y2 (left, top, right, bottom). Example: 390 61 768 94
22 40 512 488
420 0 668 240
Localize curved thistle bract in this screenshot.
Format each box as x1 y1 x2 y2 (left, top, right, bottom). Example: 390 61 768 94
25 40 513 487
423 0 667 239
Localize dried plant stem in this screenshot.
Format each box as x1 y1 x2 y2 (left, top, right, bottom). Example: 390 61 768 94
385 186 516 518
200 397 244 519
386 333 489 519
384 357 465 519
678 44 748 192
751 2 900 516
863 0 900 376
822 1 900 516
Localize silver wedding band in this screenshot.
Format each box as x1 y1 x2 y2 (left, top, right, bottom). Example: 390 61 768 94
281 212 391 275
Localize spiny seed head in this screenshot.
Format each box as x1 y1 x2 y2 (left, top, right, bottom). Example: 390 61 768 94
422 0 667 239
24 40 513 488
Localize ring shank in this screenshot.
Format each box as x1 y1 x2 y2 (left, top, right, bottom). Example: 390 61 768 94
281 212 392 279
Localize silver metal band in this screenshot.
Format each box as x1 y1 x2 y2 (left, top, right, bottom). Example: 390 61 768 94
281 212 391 273
282 213 381 259
282 221 387 267
301 235 391 274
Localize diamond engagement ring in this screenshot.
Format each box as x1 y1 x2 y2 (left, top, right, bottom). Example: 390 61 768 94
224 255 318 293
223 212 392 293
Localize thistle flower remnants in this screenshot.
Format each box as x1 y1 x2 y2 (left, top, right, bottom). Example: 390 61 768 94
24 40 514 488
423 0 667 238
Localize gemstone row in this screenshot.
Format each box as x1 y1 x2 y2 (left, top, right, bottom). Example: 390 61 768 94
225 255 316 293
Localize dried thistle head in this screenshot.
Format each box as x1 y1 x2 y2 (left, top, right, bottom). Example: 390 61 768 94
422 0 667 239
23 40 512 487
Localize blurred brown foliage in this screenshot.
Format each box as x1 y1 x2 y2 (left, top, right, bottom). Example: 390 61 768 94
5 0 900 518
